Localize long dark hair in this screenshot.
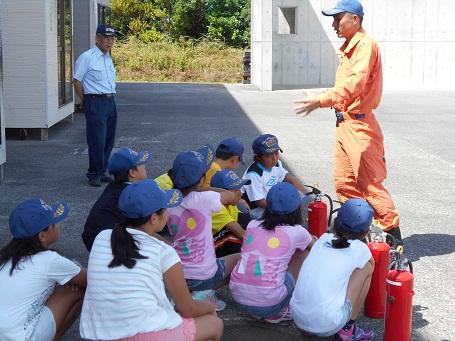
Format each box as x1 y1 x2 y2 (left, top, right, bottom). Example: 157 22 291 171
109 209 165 269
261 206 303 230
0 228 49 276
331 218 368 249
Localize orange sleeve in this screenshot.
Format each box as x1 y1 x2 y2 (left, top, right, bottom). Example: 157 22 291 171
319 41 376 108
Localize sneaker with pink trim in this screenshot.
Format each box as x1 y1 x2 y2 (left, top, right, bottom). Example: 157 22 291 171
264 305 292 324
335 324 374 341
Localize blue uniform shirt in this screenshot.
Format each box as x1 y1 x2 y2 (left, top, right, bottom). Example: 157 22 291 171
74 46 116 94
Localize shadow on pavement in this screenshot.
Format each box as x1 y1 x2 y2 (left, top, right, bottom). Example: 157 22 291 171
403 233 455 262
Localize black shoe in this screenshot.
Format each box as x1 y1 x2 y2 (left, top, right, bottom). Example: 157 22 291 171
89 178 102 187
100 174 114 183
386 227 403 248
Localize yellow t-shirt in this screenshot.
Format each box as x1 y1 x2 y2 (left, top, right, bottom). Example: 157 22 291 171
212 205 239 234
154 173 173 190
203 162 222 187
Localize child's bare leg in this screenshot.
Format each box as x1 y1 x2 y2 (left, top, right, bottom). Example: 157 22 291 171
346 259 374 319
193 314 224 341
46 285 85 340
287 249 309 281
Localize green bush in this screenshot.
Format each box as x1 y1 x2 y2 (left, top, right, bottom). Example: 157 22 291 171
112 38 243 83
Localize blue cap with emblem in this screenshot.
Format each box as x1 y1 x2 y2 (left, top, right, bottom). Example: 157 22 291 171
252 134 283 155
322 0 364 17
96 24 120 37
171 145 214 189
108 147 152 174
9 198 69 239
118 180 182 218
210 169 251 190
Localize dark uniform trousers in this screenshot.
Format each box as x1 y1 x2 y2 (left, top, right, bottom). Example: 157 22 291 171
84 94 117 180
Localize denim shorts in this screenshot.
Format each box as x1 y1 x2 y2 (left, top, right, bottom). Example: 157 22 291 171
30 305 56 341
186 258 226 291
235 272 295 318
311 298 353 337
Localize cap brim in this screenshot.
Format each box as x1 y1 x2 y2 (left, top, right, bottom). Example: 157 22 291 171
50 201 69 224
228 178 251 190
322 8 346 16
163 189 183 208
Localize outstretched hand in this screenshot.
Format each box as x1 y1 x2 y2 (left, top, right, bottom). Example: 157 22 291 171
294 93 321 117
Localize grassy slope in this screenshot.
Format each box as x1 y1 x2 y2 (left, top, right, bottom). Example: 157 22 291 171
113 39 244 83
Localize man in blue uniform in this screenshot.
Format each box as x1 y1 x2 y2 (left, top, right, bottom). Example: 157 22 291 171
74 24 119 187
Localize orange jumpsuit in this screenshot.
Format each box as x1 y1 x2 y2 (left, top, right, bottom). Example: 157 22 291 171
319 29 399 230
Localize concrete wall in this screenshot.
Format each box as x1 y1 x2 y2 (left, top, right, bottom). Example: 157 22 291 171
252 0 455 90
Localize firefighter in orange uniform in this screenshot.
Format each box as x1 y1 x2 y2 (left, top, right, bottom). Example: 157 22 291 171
294 0 402 246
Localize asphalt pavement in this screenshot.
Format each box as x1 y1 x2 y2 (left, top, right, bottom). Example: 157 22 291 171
0 83 454 340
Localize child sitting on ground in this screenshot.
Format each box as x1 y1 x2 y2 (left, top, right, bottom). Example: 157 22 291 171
154 137 245 190
79 180 223 341
210 169 251 257
290 198 375 341
0 198 87 341
167 145 240 300
82 146 152 251
242 134 308 219
229 182 315 323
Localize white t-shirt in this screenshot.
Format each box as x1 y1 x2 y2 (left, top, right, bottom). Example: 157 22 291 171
0 251 81 341
242 160 288 219
290 233 372 334
80 228 182 340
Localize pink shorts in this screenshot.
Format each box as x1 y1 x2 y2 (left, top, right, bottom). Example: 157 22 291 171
95 318 196 341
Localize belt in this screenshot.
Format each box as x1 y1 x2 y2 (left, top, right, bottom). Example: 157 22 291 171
85 93 114 98
335 111 365 123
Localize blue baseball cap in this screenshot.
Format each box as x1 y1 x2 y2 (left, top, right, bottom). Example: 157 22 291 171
96 24 120 37
210 169 251 190
9 198 69 239
252 134 283 155
266 182 304 215
322 0 364 17
108 147 152 174
118 180 182 219
217 137 245 163
336 198 373 232
172 145 214 188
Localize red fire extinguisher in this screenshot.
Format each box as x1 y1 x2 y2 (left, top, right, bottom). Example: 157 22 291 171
364 233 390 318
308 194 327 237
384 253 414 341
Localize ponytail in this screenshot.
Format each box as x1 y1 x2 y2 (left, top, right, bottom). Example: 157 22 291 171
108 220 148 269
331 218 367 249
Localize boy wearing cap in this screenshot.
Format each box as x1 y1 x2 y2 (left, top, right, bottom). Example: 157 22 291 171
0 198 87 341
154 137 245 191
74 24 120 187
202 137 245 187
242 134 308 219
210 169 251 257
82 147 151 251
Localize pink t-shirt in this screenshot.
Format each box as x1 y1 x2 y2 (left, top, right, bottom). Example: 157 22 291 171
229 220 312 307
167 191 221 280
